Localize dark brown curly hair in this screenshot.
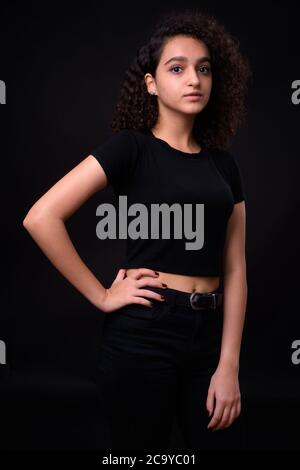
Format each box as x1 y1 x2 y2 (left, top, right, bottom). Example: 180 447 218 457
110 8 252 151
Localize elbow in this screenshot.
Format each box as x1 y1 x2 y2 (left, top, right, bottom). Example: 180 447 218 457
23 207 62 230
22 209 46 230
22 214 37 231
22 209 32 227
223 261 247 279
223 252 247 274
23 211 32 229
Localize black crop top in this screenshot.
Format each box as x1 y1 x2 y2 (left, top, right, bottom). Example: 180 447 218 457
90 128 246 277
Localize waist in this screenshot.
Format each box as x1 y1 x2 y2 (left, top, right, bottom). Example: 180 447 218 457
125 268 221 294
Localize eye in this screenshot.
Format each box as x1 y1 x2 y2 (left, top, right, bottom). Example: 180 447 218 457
199 65 211 74
169 65 211 74
170 65 183 73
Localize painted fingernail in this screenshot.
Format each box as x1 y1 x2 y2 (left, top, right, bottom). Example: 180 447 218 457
161 295 165 300
162 283 168 287
155 271 159 276
149 302 153 307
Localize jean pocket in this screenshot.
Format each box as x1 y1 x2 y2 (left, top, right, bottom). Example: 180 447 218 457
151 299 171 321
119 302 156 320
120 299 170 321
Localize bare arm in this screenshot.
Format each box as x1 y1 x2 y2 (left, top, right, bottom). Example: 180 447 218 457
23 155 109 309
206 200 247 430
23 154 166 311
219 200 248 371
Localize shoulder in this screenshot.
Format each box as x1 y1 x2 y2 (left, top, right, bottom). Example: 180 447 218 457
89 129 142 194
91 128 151 161
210 149 246 203
210 149 242 173
105 128 137 145
129 128 149 148
105 128 146 152
91 128 139 158
210 148 236 163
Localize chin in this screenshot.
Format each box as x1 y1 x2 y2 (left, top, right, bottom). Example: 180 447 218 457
182 106 205 115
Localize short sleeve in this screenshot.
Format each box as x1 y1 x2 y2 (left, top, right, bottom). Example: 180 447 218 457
228 152 247 203
90 129 139 195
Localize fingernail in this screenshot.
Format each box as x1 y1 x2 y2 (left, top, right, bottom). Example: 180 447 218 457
162 283 168 287
161 295 165 300
149 302 153 307
155 271 159 276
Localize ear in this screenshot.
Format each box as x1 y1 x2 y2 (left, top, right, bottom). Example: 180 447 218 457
144 73 155 94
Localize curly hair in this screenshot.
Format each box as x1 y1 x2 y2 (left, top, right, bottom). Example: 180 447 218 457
109 8 252 151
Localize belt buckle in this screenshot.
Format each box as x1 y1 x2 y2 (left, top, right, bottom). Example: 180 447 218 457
190 291 216 310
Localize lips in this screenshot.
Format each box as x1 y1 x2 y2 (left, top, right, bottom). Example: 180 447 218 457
184 93 203 97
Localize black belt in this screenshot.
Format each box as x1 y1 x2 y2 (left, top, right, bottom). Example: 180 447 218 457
148 286 224 311
189 291 223 310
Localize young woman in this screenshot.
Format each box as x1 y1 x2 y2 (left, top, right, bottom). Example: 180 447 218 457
23 9 251 450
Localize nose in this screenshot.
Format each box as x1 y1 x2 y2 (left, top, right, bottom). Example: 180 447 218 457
187 69 201 86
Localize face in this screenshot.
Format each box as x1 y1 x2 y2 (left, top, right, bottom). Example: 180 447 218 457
145 35 212 116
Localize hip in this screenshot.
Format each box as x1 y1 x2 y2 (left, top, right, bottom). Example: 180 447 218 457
100 284 224 368
125 268 221 293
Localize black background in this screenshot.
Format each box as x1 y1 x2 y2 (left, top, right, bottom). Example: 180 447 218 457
1 0 300 451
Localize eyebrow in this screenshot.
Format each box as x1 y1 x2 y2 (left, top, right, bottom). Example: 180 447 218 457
164 56 211 66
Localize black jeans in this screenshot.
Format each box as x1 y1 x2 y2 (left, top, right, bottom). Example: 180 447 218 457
94 283 244 451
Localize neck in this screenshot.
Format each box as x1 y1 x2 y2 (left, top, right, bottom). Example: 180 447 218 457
151 108 199 151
